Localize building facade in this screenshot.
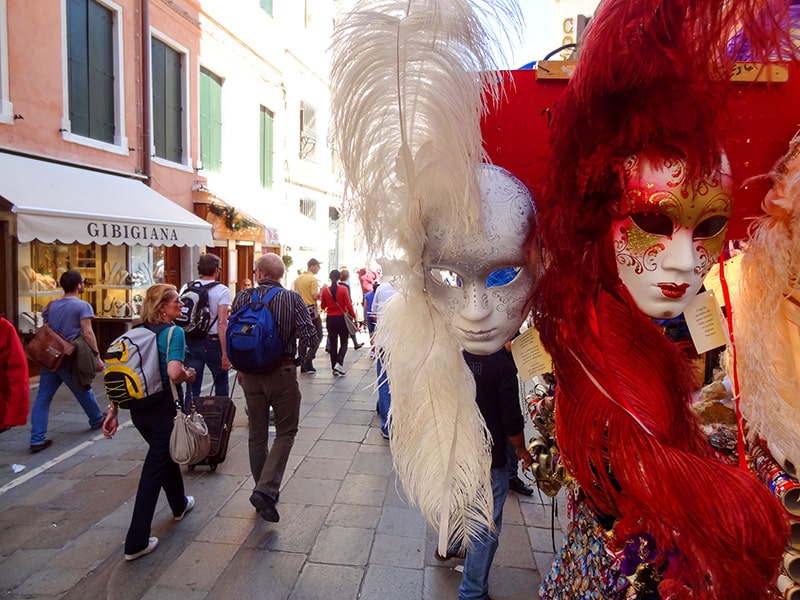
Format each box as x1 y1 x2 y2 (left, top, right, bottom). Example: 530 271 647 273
0 0 351 352
0 0 216 355
195 0 345 289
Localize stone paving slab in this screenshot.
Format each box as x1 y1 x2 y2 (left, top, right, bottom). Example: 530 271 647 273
0 343 567 599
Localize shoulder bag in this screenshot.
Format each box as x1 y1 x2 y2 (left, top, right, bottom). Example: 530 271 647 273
26 323 76 372
165 327 211 464
333 292 358 337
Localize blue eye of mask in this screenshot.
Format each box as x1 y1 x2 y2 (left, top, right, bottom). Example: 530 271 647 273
486 267 521 288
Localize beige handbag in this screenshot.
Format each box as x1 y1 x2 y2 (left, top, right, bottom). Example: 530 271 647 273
166 328 210 465
169 383 211 465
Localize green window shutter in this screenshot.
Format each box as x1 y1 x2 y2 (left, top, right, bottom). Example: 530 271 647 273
260 0 273 17
152 38 183 163
67 0 114 143
200 68 222 172
151 39 167 159
67 0 90 137
260 106 274 188
87 0 114 143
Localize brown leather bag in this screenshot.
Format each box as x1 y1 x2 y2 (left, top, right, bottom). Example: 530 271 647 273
26 323 75 372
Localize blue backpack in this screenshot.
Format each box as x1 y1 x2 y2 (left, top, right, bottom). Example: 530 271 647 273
226 287 283 373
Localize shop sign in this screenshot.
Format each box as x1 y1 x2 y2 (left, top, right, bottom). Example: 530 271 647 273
87 222 179 242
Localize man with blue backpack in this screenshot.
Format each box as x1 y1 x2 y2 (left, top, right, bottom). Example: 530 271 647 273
227 253 319 523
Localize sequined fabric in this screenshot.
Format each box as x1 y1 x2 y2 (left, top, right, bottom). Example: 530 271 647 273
539 497 632 600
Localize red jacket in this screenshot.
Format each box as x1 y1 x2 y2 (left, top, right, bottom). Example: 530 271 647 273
0 316 30 428
320 284 357 319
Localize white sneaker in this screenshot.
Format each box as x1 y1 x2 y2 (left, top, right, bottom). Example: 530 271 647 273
124 536 159 561
333 363 346 375
174 496 194 521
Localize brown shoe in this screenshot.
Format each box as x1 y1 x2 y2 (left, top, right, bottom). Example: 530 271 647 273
29 439 53 454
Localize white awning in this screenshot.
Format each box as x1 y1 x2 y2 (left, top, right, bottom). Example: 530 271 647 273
0 152 213 247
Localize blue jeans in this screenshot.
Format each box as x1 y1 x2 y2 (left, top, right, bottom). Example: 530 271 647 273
376 354 391 436
185 335 229 400
30 363 104 445
459 466 509 600
506 439 519 479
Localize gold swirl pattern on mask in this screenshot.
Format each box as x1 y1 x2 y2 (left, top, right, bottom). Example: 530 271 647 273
614 226 665 274
694 242 719 278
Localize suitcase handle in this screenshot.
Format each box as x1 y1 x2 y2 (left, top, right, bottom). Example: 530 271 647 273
203 368 238 398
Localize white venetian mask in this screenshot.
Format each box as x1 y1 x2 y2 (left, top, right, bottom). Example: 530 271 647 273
612 153 733 319
424 164 538 354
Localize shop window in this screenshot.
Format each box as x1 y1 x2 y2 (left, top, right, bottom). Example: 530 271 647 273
16 241 166 332
65 0 122 146
259 0 272 17
0 0 12 124
259 105 274 188
199 67 222 172
299 101 317 161
151 36 185 164
299 198 317 221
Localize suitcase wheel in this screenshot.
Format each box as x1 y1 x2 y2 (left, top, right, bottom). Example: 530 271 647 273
210 462 218 472
188 464 195 471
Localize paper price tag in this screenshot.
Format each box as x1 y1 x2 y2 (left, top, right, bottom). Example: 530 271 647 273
511 326 552 382
684 290 729 354
702 253 742 308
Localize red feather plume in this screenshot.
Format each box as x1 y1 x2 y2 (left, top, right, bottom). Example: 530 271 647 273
535 0 795 597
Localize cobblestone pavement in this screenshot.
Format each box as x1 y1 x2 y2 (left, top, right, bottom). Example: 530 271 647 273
0 335 567 599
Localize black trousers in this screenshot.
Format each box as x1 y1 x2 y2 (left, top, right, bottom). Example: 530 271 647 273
125 395 186 554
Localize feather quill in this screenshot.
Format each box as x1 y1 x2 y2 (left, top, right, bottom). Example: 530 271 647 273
378 278 493 554
736 132 800 471
330 0 523 553
331 0 522 259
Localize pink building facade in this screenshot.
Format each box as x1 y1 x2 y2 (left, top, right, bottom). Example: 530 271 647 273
0 0 213 354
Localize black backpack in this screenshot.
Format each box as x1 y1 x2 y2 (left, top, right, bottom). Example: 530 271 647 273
175 281 221 338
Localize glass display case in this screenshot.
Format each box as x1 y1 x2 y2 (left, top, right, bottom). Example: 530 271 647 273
17 241 166 333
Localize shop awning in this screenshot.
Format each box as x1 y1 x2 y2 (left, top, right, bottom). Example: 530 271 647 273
0 152 213 246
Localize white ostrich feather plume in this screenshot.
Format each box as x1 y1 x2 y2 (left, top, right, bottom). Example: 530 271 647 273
330 0 522 258
377 272 493 554
330 0 523 554
735 153 800 471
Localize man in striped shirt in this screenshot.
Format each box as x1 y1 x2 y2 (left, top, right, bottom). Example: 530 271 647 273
231 253 319 523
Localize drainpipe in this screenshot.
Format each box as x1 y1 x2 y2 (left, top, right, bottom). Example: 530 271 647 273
141 0 152 185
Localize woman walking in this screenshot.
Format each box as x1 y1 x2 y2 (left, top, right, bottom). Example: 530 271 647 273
320 269 358 376
102 284 197 561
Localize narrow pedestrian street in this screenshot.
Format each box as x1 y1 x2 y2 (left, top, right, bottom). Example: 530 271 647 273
0 338 567 600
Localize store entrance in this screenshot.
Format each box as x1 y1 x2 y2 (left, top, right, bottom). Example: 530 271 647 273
236 244 254 291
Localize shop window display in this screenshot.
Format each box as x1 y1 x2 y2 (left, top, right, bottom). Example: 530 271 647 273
17 241 165 332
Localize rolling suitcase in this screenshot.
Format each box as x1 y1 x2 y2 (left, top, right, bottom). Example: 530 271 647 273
188 379 237 471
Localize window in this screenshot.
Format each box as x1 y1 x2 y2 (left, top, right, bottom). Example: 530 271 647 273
299 198 317 220
259 106 274 188
259 0 272 17
66 0 115 143
151 37 184 163
299 101 317 161
199 68 222 172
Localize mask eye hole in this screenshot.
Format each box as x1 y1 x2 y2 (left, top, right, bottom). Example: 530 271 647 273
693 215 728 240
427 268 463 288
630 212 674 236
486 267 522 288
